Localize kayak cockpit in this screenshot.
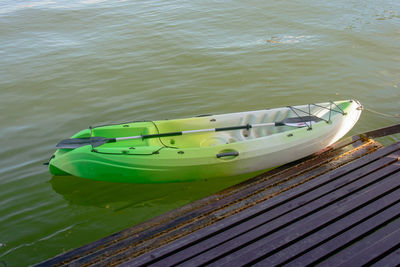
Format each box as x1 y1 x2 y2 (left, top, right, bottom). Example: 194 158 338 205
78 100 349 151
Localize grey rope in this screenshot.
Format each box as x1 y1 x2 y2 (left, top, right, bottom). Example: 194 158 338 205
364 107 400 118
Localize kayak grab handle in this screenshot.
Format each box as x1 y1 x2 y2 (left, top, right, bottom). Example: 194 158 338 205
216 151 239 158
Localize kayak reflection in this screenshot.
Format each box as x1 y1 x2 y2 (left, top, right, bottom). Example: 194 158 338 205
49 173 258 210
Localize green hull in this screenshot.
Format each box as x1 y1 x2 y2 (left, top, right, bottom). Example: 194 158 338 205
49 100 362 183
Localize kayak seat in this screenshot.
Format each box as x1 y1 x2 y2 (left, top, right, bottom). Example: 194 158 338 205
226 110 293 140
163 132 238 148
92 123 157 148
199 133 238 147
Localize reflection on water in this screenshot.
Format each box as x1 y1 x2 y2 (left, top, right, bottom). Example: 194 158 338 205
50 173 255 210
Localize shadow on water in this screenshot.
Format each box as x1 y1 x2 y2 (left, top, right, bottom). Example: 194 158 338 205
49 173 257 210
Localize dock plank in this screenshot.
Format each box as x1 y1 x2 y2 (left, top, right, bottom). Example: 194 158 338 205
371 247 400 267
322 218 400 267
194 171 400 266
255 196 400 266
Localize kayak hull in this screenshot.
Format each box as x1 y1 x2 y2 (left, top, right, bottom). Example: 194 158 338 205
49 100 362 183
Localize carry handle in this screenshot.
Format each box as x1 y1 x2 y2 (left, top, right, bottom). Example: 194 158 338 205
216 151 239 158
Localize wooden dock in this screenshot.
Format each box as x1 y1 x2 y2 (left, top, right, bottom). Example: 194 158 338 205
37 124 400 266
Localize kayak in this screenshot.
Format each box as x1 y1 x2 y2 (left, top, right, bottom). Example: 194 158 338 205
48 100 362 183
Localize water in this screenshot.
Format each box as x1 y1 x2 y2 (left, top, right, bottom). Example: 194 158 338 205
1 0 399 265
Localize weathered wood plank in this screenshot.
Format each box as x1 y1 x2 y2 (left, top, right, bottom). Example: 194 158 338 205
362 123 400 139
370 247 400 267
321 218 400 267
255 197 400 266
280 207 399 265
206 171 400 267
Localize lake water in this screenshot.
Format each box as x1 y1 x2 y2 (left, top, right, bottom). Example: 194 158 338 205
0 0 399 265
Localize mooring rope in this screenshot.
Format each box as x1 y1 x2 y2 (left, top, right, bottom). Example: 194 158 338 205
363 107 400 118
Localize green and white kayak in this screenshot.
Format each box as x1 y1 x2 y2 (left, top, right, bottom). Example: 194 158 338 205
48 100 362 183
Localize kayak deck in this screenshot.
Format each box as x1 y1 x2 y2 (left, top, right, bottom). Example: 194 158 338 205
84 101 349 150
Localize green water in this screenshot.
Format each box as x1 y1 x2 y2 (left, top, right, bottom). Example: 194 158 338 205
1 0 399 265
